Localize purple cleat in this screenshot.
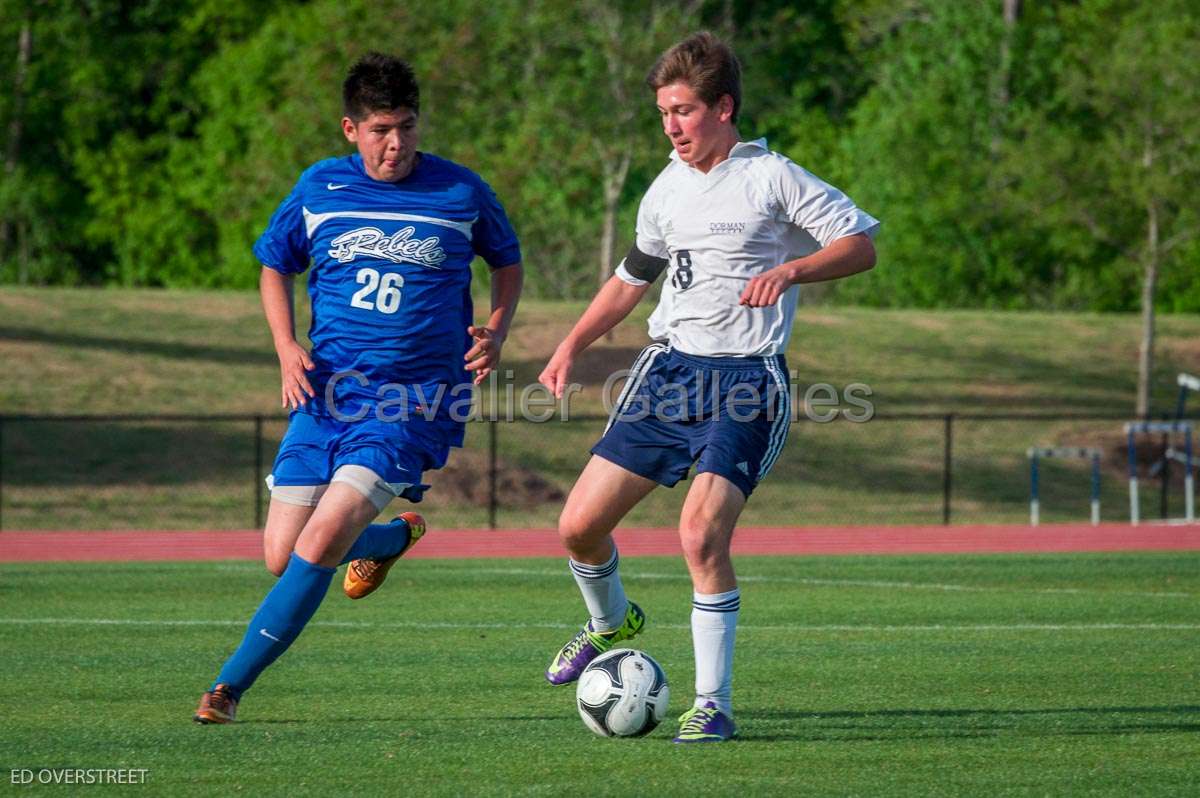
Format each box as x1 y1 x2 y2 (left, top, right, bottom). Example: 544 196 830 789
545 601 645 685
673 701 738 743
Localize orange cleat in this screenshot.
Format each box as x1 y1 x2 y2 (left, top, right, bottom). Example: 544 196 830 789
343 512 426 600
193 684 238 724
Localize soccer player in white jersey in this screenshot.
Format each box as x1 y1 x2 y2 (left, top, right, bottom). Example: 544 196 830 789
538 32 878 742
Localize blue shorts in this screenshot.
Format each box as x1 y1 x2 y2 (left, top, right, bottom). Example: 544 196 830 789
269 412 455 503
591 344 792 497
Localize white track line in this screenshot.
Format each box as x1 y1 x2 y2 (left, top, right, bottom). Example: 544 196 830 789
1 618 1197 633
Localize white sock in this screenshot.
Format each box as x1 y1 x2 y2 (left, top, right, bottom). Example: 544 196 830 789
568 546 628 632
691 587 739 717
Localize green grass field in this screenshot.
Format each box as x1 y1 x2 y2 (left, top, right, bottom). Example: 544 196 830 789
2 552 1198 795
2 288 1199 529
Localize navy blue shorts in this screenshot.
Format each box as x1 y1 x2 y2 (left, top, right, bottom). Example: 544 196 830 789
591 344 792 497
268 412 455 503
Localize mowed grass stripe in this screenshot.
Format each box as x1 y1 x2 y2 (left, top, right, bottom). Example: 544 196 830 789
441 566 1200 599
207 561 1198 598
4 617 1200 633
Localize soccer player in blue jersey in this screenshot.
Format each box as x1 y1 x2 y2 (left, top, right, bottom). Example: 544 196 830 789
539 33 877 742
194 53 523 724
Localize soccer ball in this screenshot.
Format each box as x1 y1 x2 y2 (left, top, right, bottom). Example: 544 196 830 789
575 648 669 737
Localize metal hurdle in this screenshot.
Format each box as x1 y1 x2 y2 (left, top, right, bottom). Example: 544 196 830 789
1125 421 1194 525
1027 447 1101 526
1149 373 1199 477
1175 372 1199 417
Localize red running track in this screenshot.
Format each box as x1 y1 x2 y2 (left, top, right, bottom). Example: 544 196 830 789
1 524 1199 563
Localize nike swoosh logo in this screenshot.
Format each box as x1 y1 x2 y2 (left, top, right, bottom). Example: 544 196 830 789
327 183 350 190
259 628 281 642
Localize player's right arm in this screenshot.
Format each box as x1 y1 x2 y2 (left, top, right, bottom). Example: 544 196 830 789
253 168 318 409
540 180 668 398
260 267 315 409
538 266 655 399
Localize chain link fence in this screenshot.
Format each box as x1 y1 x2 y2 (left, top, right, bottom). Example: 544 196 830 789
0 412 1196 530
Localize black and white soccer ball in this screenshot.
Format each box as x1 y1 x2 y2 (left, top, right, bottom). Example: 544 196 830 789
575 648 669 737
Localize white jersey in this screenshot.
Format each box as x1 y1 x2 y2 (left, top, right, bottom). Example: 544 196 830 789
616 138 879 357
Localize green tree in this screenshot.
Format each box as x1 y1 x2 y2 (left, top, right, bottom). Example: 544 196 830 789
501 0 703 293
0 0 93 284
819 0 1064 308
1007 0 1200 415
0 0 292 286
79 0 297 287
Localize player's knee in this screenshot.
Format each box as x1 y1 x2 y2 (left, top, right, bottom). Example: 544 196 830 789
557 505 603 550
557 510 589 548
297 520 345 562
263 547 291 577
261 537 293 576
679 521 728 568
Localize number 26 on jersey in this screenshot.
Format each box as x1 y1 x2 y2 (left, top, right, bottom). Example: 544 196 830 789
350 267 404 314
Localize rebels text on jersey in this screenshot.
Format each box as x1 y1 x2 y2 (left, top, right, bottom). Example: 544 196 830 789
617 139 879 357
254 153 520 432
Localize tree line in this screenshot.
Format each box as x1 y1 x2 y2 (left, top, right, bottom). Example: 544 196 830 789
1 0 1197 325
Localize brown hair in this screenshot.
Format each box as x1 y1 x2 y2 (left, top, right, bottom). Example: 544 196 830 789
646 32 742 122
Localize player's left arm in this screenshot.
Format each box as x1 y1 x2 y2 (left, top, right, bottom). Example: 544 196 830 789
465 262 523 384
739 233 875 307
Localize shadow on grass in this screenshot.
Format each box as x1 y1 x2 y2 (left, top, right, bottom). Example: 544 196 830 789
738 704 1200 742
751 705 1200 719
507 332 1183 416
0 325 276 366
2 419 279 487
248 715 566 725
504 347 647 395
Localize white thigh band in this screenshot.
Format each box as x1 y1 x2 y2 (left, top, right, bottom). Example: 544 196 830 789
330 464 406 512
265 475 328 507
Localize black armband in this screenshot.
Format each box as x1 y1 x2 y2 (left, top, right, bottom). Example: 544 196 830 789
622 244 669 282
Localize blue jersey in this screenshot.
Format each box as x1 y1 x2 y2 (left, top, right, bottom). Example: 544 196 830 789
253 152 520 442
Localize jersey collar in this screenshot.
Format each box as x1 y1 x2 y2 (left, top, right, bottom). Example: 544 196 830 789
668 137 768 165
729 138 768 157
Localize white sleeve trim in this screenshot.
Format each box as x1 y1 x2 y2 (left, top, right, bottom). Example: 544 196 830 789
615 259 648 286
832 218 881 242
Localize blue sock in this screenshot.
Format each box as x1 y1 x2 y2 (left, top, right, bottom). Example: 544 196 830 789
339 517 412 564
212 552 335 698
